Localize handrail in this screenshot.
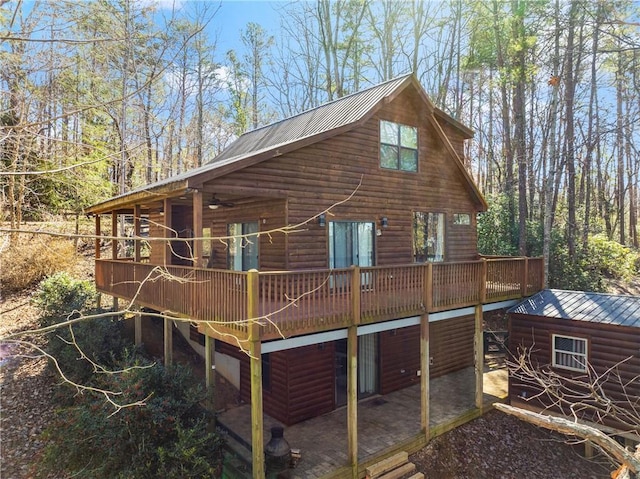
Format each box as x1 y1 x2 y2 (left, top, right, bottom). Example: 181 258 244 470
95 256 544 341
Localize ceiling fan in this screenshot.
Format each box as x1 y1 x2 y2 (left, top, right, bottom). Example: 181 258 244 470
208 197 235 209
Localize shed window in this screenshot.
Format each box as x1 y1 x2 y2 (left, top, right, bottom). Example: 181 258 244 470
380 120 418 172
552 334 588 372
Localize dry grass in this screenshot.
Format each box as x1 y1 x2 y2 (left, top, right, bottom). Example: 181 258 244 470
1 236 78 292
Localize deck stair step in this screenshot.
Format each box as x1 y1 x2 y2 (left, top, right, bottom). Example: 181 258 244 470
406 474 425 479
377 462 416 479
366 451 419 479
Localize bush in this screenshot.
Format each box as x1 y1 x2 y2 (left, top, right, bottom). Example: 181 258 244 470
477 195 518 256
34 272 124 387
0 237 77 291
39 361 224 479
586 234 639 280
548 234 639 292
34 271 96 321
548 235 606 292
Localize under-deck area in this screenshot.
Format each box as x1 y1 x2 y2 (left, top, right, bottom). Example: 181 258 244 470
217 363 507 478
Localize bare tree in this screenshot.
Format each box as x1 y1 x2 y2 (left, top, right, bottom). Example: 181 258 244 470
502 345 640 477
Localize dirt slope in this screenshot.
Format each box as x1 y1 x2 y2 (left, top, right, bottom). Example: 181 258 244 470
410 409 612 479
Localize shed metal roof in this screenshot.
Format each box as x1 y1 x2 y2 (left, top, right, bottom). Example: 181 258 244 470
509 289 640 328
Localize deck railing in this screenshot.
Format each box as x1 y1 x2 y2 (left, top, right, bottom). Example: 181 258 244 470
95 257 544 341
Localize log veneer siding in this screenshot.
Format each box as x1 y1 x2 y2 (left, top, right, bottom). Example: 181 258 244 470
509 313 640 432
183 88 480 272
219 315 476 425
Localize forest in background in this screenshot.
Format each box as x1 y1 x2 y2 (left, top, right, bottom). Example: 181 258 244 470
1 0 639 289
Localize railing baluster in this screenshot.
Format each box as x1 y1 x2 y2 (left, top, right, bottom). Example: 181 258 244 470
95 257 542 341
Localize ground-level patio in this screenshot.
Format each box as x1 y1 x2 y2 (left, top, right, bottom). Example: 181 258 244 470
217 361 507 478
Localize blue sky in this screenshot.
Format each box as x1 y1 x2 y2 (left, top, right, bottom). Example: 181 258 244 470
215 1 282 50
163 0 285 52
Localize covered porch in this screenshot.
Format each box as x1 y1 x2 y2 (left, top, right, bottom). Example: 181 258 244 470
217 363 508 478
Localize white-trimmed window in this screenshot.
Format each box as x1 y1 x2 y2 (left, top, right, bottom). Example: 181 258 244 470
552 334 588 372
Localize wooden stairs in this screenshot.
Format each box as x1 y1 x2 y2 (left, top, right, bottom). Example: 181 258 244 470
365 452 424 479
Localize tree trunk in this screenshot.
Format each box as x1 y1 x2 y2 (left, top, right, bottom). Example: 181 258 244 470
494 404 640 479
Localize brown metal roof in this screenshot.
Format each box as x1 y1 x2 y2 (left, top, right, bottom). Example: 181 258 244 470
509 289 640 328
209 75 415 164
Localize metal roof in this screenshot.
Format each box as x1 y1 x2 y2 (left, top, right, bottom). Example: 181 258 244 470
509 289 640 328
208 74 414 164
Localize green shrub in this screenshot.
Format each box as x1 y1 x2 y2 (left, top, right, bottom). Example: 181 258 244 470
34 271 96 321
0 238 77 291
34 272 124 387
586 234 639 280
39 361 224 479
548 235 606 292
477 194 518 256
155 421 224 479
547 234 639 292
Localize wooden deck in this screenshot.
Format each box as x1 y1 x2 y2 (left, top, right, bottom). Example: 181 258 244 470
95 257 543 342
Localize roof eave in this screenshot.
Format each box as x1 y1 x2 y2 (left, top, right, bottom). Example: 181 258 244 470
85 180 190 215
433 108 475 139
410 81 486 211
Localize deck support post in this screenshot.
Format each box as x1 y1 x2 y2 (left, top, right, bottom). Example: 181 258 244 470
111 211 118 260
192 190 203 267
247 269 265 479
480 258 487 304
134 205 141 262
95 214 101 259
134 311 142 346
348 265 360 478
420 313 430 438
163 199 173 266
164 317 173 367
474 304 483 409
205 335 216 424
521 257 529 296
347 324 358 478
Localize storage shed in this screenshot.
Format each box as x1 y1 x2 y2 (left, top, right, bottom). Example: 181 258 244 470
508 289 640 437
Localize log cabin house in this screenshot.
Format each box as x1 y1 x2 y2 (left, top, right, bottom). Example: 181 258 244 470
508 289 640 443
86 74 544 478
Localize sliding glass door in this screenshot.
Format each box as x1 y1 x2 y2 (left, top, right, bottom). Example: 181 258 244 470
329 221 374 269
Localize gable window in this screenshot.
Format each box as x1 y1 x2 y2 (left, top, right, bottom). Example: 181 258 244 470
413 212 445 262
380 120 418 172
453 213 471 225
228 221 259 271
552 334 588 372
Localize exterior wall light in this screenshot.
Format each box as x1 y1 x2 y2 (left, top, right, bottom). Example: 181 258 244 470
381 217 388 228
318 213 326 227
